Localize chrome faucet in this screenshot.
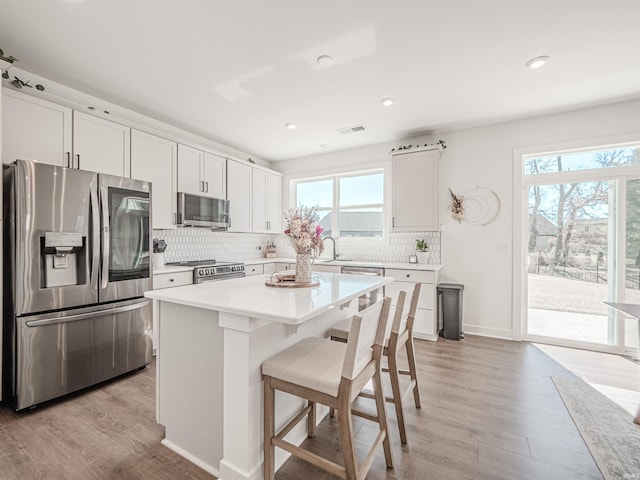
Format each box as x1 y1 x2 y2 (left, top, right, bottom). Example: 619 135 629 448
323 236 337 260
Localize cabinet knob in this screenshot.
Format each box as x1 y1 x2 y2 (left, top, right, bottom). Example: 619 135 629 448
169 278 174 282
406 274 411 278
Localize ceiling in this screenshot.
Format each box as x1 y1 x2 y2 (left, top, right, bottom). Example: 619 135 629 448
1 1 639 162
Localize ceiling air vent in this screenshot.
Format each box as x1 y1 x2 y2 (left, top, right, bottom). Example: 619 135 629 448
337 124 367 135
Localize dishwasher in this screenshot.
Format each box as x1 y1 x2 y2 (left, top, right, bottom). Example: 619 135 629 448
341 265 385 311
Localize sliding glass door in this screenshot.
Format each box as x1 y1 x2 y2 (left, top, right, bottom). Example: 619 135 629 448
522 146 640 354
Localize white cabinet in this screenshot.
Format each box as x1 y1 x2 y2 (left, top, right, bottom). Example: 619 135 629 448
264 263 277 275
177 144 226 199
203 152 226 199
245 264 264 276
385 268 439 341
131 130 178 229
151 269 194 358
266 171 283 233
73 111 131 176
2 89 72 166
252 169 282 233
153 270 193 289
392 147 441 232
2 92 129 176
227 159 252 232
177 144 202 195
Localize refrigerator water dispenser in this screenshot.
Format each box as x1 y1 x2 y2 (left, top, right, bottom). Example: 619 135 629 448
41 232 86 288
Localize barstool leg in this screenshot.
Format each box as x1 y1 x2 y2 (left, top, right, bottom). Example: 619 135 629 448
405 338 421 408
263 375 275 480
307 401 317 437
337 388 358 480
372 367 394 469
388 339 408 444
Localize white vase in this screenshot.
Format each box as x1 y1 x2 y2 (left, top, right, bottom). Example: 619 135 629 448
416 251 429 264
295 253 313 283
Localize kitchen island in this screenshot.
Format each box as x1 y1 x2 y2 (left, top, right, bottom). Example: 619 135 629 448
144 272 393 480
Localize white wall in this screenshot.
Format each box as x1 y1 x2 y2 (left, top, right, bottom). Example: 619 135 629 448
276 98 640 340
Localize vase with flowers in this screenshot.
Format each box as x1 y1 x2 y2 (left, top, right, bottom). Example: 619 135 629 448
283 206 324 283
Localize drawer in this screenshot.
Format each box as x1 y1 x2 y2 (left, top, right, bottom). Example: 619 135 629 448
245 264 264 276
385 281 435 310
153 271 193 289
385 268 434 284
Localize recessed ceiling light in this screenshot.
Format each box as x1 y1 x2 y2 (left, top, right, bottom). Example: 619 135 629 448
526 55 550 69
380 97 395 107
316 55 334 67
285 122 297 130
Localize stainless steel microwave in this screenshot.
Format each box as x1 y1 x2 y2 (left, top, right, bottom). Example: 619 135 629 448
176 192 230 229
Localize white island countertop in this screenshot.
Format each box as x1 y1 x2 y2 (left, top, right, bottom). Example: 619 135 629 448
145 272 392 325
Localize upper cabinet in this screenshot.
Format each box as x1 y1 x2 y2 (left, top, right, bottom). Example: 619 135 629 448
203 152 226 199
2 89 72 166
392 147 441 232
226 159 252 232
2 91 130 176
131 130 178 229
252 169 282 233
73 111 131 176
177 144 226 199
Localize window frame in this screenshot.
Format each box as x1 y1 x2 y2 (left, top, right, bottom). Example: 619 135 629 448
289 165 390 243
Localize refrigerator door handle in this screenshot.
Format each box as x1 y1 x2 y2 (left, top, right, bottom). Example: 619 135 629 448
89 183 100 290
25 300 150 327
100 183 110 289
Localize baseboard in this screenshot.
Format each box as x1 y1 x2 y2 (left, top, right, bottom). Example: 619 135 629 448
161 439 220 477
461 325 514 340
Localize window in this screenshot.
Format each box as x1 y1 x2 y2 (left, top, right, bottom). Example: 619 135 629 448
292 170 385 239
524 146 640 175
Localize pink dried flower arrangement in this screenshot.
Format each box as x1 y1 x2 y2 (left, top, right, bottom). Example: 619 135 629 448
283 206 324 255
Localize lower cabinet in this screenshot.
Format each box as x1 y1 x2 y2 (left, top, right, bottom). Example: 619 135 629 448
151 270 194 354
384 268 439 341
245 264 264 276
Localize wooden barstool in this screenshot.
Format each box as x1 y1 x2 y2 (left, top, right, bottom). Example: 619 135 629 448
329 283 422 444
262 298 393 480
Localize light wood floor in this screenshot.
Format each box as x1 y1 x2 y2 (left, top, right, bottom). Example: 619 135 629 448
0 335 622 480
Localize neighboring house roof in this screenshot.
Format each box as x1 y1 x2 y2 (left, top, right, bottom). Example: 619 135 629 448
319 211 383 233
529 214 557 236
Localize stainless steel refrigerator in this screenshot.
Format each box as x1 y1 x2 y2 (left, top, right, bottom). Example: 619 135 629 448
2 159 152 410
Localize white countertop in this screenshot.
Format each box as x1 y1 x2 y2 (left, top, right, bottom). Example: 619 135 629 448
152 265 194 275
145 272 392 325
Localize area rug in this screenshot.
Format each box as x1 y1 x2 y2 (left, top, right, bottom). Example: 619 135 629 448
552 376 640 480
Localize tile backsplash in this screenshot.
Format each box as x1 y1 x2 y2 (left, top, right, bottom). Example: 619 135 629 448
153 229 441 264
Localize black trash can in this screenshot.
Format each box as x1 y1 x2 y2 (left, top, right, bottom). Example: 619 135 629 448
437 283 464 340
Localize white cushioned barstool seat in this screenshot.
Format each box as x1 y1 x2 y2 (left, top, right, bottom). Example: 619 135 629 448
263 337 352 397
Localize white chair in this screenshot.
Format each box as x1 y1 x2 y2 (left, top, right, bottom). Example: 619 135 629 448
329 283 422 444
262 297 393 480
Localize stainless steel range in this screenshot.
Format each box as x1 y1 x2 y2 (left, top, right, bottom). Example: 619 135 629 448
166 260 245 283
